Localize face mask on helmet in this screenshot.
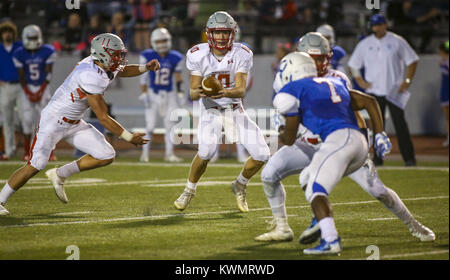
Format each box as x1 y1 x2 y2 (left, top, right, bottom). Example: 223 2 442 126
152 39 170 54
102 47 127 72
309 53 332 77
151 28 172 54
207 29 234 51
22 25 43 51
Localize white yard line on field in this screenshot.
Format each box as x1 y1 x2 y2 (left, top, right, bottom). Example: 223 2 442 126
0 195 447 229
50 211 92 216
0 160 448 172
352 249 449 260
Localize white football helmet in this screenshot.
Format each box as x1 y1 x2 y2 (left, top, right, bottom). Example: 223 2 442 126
151 27 172 54
90 33 127 72
206 11 237 51
316 24 335 46
22 25 43 51
277 52 317 88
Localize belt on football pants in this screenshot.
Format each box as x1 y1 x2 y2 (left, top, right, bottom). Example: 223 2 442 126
210 103 241 111
62 117 80 125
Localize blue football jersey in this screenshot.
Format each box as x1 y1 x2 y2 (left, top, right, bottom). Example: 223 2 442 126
12 44 56 86
277 77 359 140
330 45 346 70
140 49 183 93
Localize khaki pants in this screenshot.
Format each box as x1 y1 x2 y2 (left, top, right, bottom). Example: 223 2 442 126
0 82 21 157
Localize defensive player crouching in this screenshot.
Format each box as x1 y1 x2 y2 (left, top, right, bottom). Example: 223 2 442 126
0 33 159 215
173 11 271 213
139 27 184 163
12 25 57 161
255 33 435 247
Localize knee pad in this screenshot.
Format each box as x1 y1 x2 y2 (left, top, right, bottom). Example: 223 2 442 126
92 142 116 160
262 181 280 198
29 150 50 171
198 145 218 161
261 163 280 184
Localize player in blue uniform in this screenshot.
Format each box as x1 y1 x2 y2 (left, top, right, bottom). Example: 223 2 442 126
273 52 391 255
12 25 57 161
316 24 346 73
139 28 184 163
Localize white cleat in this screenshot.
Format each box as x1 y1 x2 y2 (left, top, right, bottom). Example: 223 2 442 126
174 187 195 211
140 153 149 162
45 168 69 204
409 221 436 242
0 203 9 216
165 155 183 163
231 180 248 213
255 218 294 242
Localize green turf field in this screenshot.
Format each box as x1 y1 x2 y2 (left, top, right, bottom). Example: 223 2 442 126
0 158 448 260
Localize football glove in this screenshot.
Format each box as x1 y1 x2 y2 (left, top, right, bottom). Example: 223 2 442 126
375 132 392 159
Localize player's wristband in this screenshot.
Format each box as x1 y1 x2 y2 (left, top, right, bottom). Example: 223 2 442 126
120 130 133 142
139 65 147 73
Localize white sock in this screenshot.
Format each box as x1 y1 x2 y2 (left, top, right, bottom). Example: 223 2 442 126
0 183 16 204
142 132 152 157
186 180 197 191
319 217 338 242
56 161 80 179
237 172 249 186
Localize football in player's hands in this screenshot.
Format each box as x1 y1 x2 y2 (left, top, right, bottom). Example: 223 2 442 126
201 75 223 97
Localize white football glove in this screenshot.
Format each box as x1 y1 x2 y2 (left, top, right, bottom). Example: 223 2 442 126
375 132 392 159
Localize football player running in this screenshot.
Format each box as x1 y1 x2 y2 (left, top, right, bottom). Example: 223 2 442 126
255 33 435 250
173 11 270 213
12 25 57 161
0 33 160 215
139 27 184 163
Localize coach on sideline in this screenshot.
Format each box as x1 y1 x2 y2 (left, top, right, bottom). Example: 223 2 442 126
348 14 418 167
0 21 22 160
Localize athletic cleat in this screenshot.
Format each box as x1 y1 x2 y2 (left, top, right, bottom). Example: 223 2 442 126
165 155 183 163
299 217 321 244
231 180 248 212
140 154 149 162
255 218 294 242
303 237 342 255
409 221 436 242
45 168 69 203
0 203 9 216
174 187 195 211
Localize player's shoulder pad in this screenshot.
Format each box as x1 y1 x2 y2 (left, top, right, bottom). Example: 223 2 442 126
41 44 55 52
78 66 109 94
234 43 253 56
141 48 157 58
186 43 209 60
12 45 25 57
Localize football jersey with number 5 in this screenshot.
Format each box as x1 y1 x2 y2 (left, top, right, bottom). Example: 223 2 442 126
140 49 183 93
12 44 56 86
273 76 359 140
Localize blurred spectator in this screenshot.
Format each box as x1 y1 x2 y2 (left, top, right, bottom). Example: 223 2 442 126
438 40 449 147
107 11 128 44
129 0 159 51
60 13 84 54
81 14 106 57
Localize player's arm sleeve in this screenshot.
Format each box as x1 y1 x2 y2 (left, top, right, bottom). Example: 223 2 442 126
237 49 253 74
398 36 419 66
46 51 57 64
12 56 23 68
186 52 202 76
78 70 108 94
139 55 149 86
273 92 300 117
347 42 364 71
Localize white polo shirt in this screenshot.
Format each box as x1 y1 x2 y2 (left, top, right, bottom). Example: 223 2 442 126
347 31 419 97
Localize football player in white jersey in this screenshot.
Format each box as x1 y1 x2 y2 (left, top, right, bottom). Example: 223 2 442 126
254 32 435 244
173 11 271 213
0 33 160 215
